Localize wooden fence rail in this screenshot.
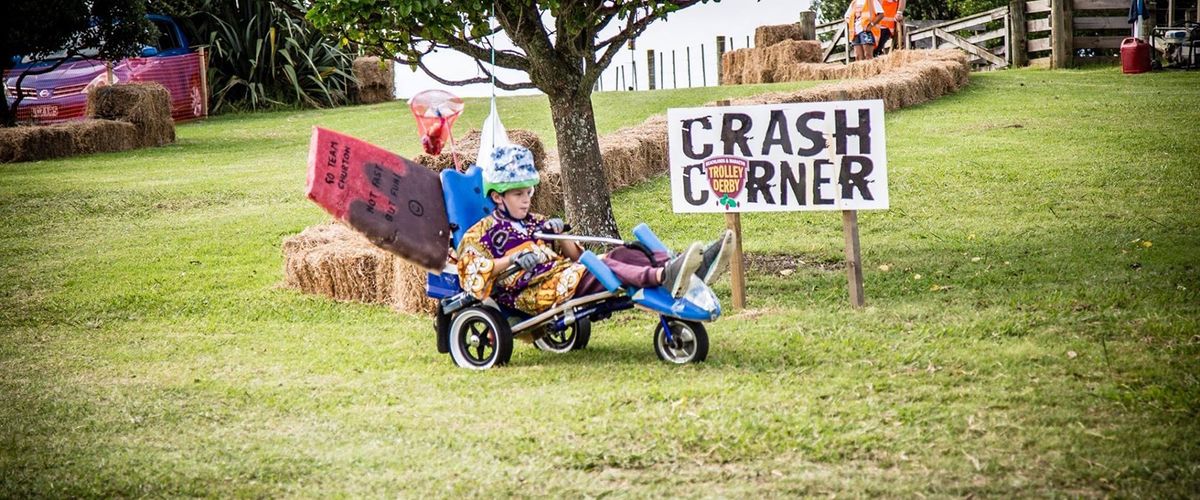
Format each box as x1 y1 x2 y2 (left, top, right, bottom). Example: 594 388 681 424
817 0 1137 69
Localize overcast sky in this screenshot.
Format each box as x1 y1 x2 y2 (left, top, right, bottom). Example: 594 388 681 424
394 0 818 98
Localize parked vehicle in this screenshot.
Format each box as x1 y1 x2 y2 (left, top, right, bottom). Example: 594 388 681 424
2 14 205 124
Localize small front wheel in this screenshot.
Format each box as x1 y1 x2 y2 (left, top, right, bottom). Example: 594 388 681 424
534 318 591 353
448 307 513 369
653 319 708 364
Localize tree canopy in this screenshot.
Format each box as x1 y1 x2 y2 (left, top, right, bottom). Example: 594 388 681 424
1 0 153 126
307 0 714 237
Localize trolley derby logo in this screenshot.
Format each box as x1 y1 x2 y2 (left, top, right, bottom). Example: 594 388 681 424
704 156 748 209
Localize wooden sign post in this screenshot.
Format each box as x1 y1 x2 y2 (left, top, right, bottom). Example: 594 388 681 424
716 100 747 310
842 210 865 308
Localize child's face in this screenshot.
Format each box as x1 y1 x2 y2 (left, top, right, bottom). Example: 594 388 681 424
494 187 534 219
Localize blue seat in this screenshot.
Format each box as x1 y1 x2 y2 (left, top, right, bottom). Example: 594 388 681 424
428 165 495 300
441 165 495 249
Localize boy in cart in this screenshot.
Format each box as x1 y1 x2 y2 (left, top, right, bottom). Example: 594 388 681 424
456 144 735 317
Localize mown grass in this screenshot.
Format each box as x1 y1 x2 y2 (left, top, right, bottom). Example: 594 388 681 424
1 69 1197 497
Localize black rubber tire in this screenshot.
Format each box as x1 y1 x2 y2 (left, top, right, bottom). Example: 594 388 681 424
573 318 592 350
448 307 513 369
653 320 708 364
533 318 591 353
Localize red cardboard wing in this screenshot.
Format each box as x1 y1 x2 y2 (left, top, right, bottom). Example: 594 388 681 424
306 127 450 270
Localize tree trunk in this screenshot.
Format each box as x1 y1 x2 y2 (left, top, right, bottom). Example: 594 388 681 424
0 57 14 127
546 90 619 239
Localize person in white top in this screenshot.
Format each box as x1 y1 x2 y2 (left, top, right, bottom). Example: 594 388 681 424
845 0 885 61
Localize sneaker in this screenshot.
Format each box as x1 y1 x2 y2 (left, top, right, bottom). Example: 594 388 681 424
696 229 735 284
661 242 703 298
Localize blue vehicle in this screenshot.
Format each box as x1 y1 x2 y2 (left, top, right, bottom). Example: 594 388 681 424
427 165 721 369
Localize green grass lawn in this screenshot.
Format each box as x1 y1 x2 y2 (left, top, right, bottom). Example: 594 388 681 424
1 68 1198 497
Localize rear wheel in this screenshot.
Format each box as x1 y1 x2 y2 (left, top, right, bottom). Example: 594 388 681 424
653 320 708 364
534 318 591 353
448 307 513 369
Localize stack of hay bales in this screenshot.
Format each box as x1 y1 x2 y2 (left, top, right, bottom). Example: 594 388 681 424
90 83 175 147
282 223 436 314
722 40 824 85
352 57 395 104
725 49 970 111
413 128 560 215
754 23 813 48
1 83 172 163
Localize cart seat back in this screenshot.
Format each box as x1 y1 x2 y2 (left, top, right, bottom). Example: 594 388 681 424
441 165 495 249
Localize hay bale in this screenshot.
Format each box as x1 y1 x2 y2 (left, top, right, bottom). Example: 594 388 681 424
352 57 395 104
755 24 810 48
0 125 74 162
722 40 825 84
0 118 143 163
282 223 437 315
62 119 138 154
721 49 971 110
89 83 175 147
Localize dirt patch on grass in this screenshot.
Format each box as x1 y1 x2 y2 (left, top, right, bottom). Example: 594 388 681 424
746 253 842 275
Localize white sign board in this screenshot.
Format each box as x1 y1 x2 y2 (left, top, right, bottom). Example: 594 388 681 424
668 100 888 213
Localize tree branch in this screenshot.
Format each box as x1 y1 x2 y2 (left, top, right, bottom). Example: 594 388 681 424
394 54 535 91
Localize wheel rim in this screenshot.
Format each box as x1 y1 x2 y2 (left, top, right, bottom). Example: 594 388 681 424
539 326 576 351
457 317 498 366
660 323 697 363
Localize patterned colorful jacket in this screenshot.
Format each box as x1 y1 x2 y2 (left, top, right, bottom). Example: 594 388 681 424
456 210 588 315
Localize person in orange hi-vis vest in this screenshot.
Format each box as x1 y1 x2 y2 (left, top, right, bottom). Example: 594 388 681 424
875 0 907 56
845 0 884 61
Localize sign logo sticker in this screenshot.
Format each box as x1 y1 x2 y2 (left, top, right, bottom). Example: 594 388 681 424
703 156 748 209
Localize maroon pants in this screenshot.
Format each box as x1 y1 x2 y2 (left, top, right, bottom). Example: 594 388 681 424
573 247 670 296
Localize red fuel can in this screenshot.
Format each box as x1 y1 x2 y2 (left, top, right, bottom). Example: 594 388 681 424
1121 37 1151 74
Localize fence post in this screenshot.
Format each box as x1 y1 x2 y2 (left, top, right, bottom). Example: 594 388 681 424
686 46 693 87
1051 0 1073 68
671 50 677 88
715 36 726 84
628 40 638 90
799 10 817 40
1009 0 1029 67
700 44 708 86
647 49 656 90
198 47 209 117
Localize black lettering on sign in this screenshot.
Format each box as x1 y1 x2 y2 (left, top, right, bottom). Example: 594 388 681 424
812 159 835 205
681 116 714 160
779 160 806 206
834 108 871 155
839 156 874 200
746 160 775 204
366 190 377 213
682 164 709 206
325 140 339 184
337 145 352 189
370 166 382 189
761 110 792 155
389 173 402 198
794 111 826 156
721 113 754 156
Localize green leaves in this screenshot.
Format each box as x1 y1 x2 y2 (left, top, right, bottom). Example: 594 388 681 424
187 0 355 113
